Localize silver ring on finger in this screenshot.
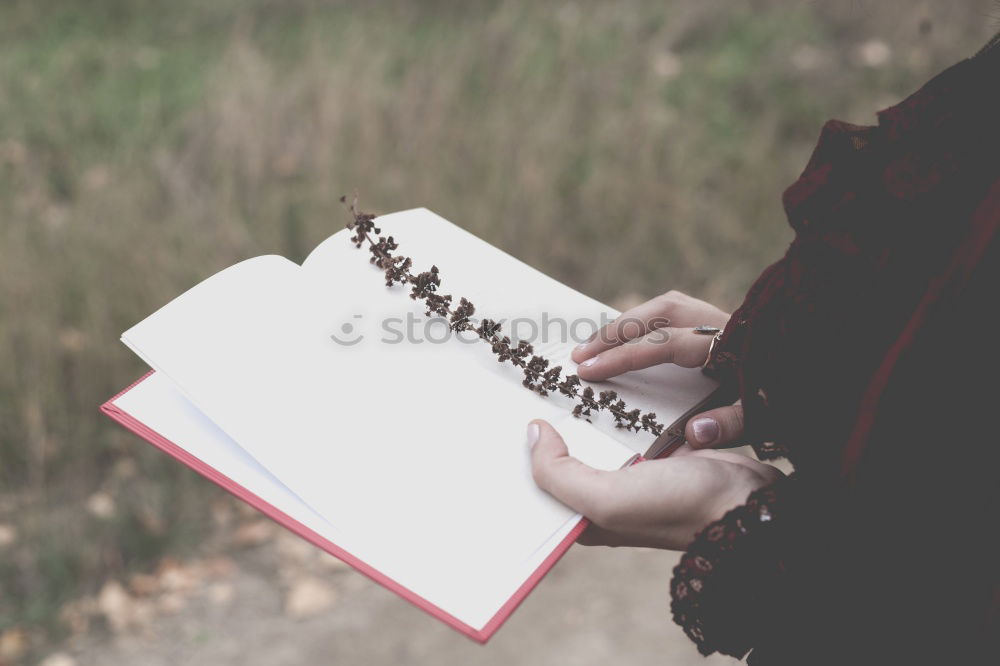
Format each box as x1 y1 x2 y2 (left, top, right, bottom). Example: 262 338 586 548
702 331 723 369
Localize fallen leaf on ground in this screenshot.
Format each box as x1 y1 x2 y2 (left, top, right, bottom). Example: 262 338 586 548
97 581 152 633
207 582 234 606
129 573 160 597
39 652 77 666
276 532 314 563
285 577 337 619
86 492 116 520
157 592 187 614
233 520 274 546
157 560 201 592
203 555 236 578
0 628 27 661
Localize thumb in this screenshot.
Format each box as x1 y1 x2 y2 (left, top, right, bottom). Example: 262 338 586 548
528 420 610 517
685 403 745 449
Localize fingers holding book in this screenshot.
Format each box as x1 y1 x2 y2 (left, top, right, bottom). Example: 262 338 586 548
685 404 745 450
571 290 730 380
527 419 781 551
572 290 729 363
573 326 718 381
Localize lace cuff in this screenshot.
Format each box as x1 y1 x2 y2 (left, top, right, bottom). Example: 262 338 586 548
670 482 787 659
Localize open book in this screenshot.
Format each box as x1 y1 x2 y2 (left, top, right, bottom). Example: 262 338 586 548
102 208 718 642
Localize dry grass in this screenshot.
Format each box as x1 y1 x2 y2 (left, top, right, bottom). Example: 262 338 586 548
1 0 996 641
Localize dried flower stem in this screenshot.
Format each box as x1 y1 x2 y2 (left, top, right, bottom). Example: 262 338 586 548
340 195 664 436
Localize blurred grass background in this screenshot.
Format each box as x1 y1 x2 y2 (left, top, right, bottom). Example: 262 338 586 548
1 0 997 655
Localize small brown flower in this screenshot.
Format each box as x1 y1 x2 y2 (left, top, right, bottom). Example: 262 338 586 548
449 298 476 332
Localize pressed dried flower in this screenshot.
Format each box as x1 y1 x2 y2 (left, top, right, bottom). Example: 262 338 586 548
341 196 665 439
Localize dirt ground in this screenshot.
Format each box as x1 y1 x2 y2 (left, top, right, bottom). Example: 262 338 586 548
43 526 738 666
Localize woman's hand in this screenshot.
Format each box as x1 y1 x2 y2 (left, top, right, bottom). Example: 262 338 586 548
571 290 746 449
528 420 782 550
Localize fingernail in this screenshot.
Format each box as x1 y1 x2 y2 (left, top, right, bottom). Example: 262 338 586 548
574 342 589 353
580 356 599 367
691 418 720 445
526 423 540 448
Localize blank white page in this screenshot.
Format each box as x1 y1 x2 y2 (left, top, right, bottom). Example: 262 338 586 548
121 233 636 630
113 372 586 629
